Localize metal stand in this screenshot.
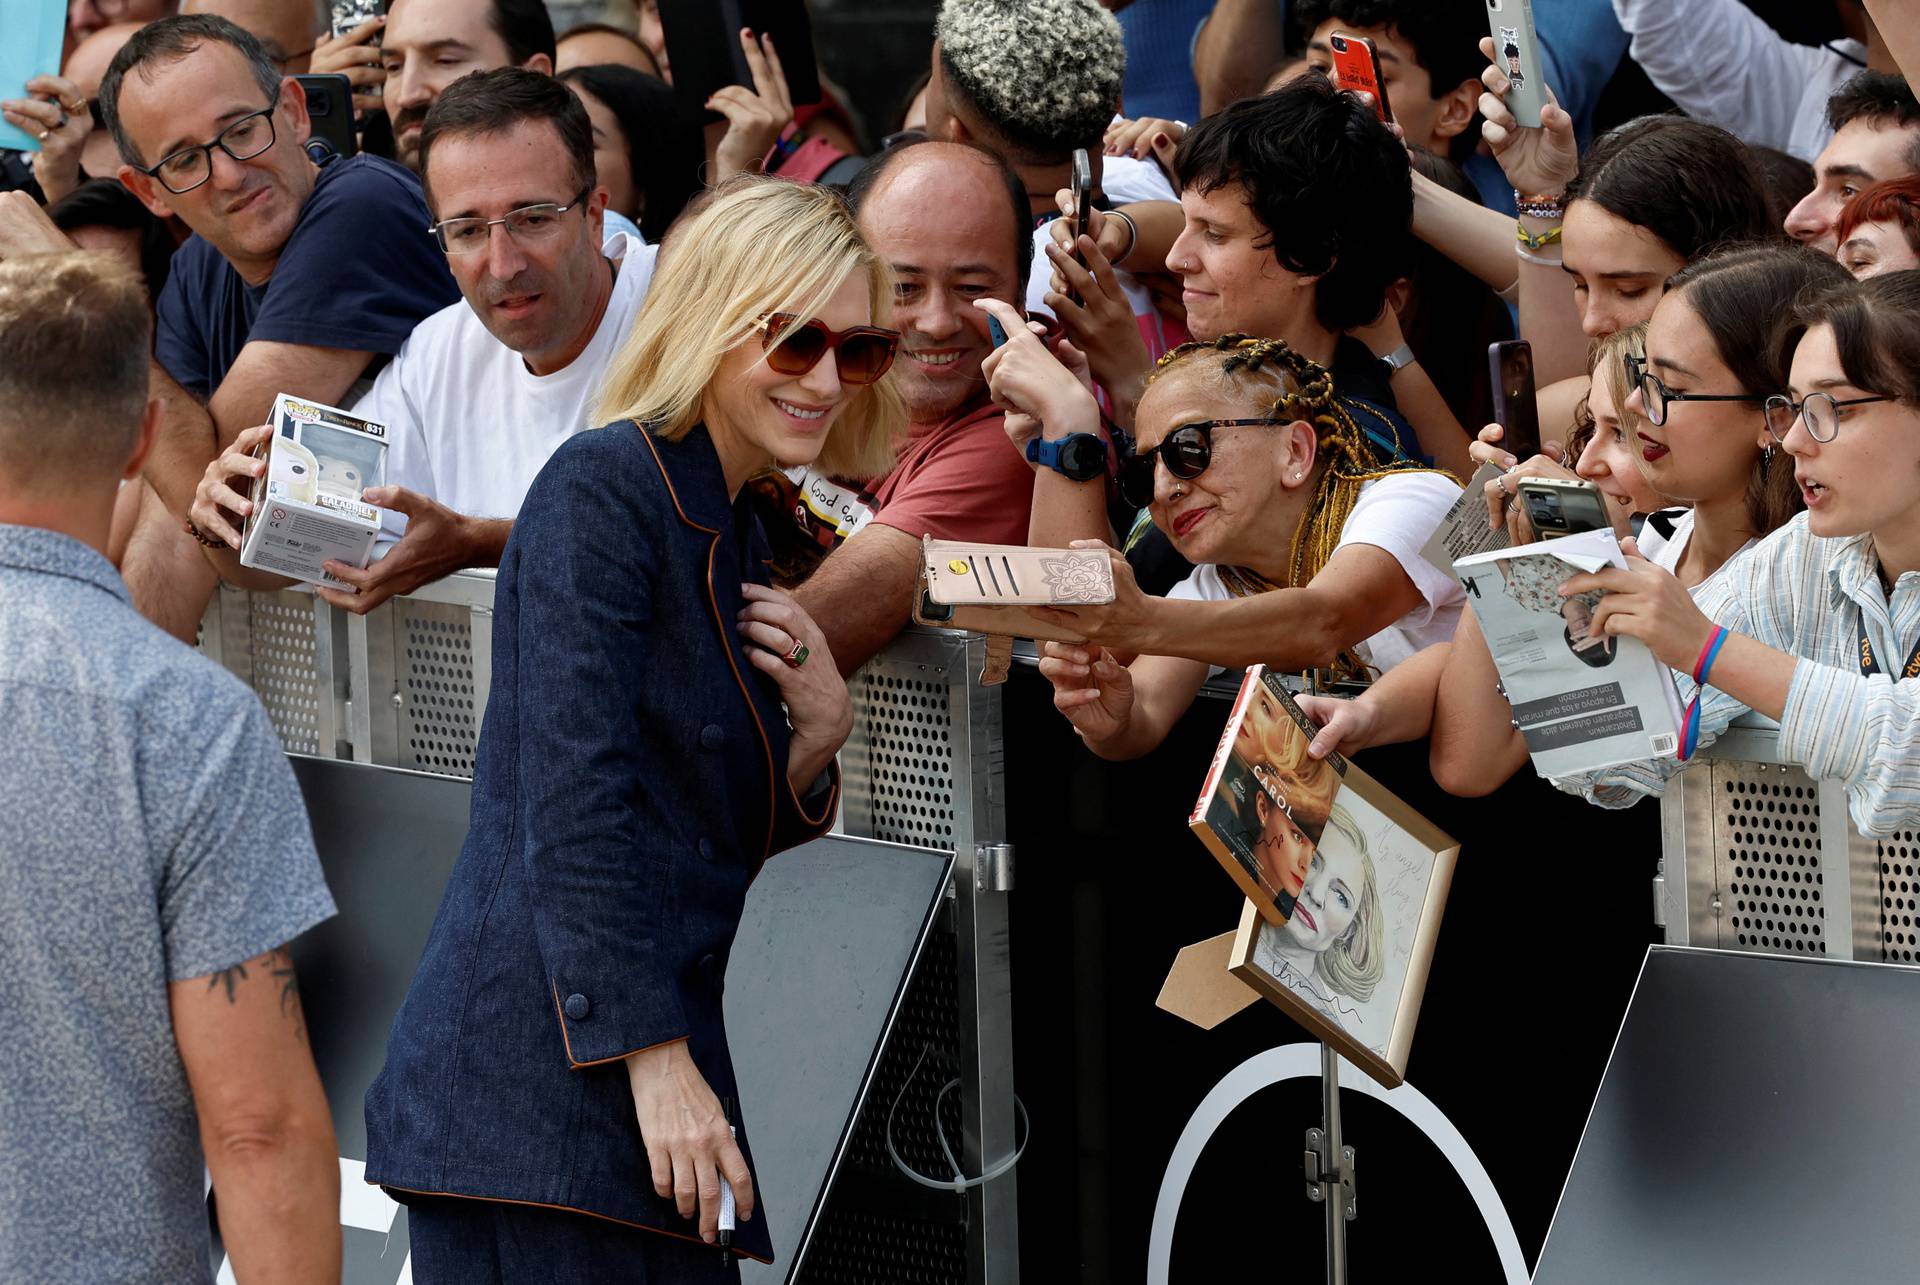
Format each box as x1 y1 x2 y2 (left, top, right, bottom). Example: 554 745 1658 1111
1303 1043 1356 1285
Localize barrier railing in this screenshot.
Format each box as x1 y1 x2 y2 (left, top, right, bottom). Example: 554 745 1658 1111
196 576 1017 1285
1658 720 1919 964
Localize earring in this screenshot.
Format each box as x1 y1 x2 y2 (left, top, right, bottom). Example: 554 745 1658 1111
1764 443 1776 463
1293 471 1304 482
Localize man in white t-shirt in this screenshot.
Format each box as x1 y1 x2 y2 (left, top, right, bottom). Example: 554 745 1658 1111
190 68 657 611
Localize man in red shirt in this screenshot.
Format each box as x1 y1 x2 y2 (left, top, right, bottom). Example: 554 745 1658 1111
786 140 1058 674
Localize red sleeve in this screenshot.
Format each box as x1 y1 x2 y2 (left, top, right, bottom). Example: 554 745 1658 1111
869 418 1037 547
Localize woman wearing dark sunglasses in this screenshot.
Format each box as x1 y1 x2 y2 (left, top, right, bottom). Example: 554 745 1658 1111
998 333 1461 763
364 176 905 1281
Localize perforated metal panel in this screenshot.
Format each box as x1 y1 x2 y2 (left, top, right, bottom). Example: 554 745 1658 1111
841 647 961 853
395 600 481 776
248 593 329 756
1878 832 1920 964
1719 772 1828 955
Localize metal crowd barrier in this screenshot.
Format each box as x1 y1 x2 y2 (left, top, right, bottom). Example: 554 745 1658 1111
196 573 1018 1285
1658 719 1920 964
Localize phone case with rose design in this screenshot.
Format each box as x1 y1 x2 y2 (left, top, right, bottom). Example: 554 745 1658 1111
912 537 1117 684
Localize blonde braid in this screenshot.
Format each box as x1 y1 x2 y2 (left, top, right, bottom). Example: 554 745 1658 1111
1148 335 1447 681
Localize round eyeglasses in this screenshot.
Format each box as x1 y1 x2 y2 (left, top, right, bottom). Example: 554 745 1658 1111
1763 393 1891 444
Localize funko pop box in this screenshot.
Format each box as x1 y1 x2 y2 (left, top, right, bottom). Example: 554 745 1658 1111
239 393 389 587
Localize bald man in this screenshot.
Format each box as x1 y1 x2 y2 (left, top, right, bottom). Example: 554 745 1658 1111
180 0 326 72
774 140 1091 675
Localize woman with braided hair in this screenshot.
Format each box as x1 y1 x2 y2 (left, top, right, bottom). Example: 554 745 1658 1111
981 318 1463 761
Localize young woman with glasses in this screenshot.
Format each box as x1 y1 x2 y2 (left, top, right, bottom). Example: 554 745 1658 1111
1546 270 1920 834
989 332 1461 762
364 176 904 1280
1295 246 1851 798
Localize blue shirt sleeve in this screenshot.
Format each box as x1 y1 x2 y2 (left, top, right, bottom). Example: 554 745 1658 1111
1528 0 1631 144
246 154 459 357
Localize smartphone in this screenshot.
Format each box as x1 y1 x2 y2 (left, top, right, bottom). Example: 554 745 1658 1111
1327 31 1392 124
657 0 823 124
296 74 358 160
1517 478 1610 536
1485 0 1546 129
329 0 384 41
987 314 1009 348
1068 147 1093 306
1488 339 1542 462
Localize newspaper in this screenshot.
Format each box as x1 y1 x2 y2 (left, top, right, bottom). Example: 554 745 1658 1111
1419 461 1511 583
1454 528 1683 778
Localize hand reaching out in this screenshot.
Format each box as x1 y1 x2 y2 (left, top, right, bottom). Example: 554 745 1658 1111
710 28 795 180
310 16 387 120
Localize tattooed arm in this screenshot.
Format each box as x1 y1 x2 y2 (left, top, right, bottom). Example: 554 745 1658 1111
171 947 341 1283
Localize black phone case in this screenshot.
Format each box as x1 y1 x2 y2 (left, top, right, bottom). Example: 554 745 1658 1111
657 0 823 126
296 74 358 160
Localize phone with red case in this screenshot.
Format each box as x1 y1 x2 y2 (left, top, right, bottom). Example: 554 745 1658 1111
1327 31 1392 124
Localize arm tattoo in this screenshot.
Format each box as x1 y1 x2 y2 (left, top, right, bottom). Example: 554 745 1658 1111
202 948 308 1042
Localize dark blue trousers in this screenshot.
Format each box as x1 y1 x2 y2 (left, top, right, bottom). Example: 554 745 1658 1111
406 1196 743 1285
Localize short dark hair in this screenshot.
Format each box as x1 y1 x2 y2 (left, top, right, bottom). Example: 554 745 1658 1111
1748 144 1816 232
1666 244 1853 535
0 252 153 482
847 138 1032 300
1826 70 1920 174
98 14 282 169
556 21 660 77
1796 268 1920 409
1566 116 1776 263
46 178 180 300
418 67 595 208
558 64 700 243
489 0 557 65
1173 74 1411 332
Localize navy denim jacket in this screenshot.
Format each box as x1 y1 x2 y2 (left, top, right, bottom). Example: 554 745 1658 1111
364 422 838 1264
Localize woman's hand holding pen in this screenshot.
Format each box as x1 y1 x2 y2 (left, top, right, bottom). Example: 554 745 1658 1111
626 1041 754 1244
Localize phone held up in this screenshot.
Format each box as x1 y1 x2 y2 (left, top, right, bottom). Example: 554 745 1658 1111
1068 147 1093 306
1327 31 1392 124
296 74 358 160
1485 0 1547 129
329 0 385 40
1517 478 1610 536
1488 339 1542 463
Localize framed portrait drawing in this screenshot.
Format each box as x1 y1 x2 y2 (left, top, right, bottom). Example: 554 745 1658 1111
1208 672 1459 1088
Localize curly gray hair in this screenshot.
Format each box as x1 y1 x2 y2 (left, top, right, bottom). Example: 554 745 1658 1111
936 0 1126 162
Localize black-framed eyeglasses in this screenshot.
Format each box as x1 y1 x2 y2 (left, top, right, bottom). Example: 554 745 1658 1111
1633 366 1764 427
139 105 277 195
1622 350 1645 391
1763 392 1891 444
1117 418 1276 509
429 184 592 254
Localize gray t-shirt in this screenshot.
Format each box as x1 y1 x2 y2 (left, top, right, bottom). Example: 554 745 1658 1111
0 525 336 1282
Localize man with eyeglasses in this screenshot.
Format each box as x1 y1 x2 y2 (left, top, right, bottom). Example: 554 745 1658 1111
180 0 327 75
187 67 656 613
83 13 457 637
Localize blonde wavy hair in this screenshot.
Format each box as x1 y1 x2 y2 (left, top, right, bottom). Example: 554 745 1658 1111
594 175 905 479
1569 322 1649 459
1313 806 1385 1003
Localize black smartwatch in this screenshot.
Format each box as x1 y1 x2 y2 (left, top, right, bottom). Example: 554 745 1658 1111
1026 432 1106 482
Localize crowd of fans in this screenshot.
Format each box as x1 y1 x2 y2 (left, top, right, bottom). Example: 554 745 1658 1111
5 0 1920 1279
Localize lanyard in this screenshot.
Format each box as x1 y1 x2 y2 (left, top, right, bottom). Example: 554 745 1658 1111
1857 608 1920 678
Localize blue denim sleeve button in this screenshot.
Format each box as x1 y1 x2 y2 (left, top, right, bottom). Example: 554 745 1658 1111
697 838 715 863
564 993 591 1020
700 724 725 750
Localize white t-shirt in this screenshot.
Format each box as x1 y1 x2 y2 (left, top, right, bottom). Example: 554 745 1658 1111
360 230 658 543
1166 472 1466 675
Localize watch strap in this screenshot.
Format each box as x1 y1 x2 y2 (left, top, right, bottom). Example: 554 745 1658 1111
1378 343 1417 372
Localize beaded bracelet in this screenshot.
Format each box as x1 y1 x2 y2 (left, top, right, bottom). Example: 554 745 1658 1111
1514 190 1567 220
184 519 223 549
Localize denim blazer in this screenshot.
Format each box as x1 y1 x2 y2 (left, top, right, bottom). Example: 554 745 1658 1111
364 421 838 1264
